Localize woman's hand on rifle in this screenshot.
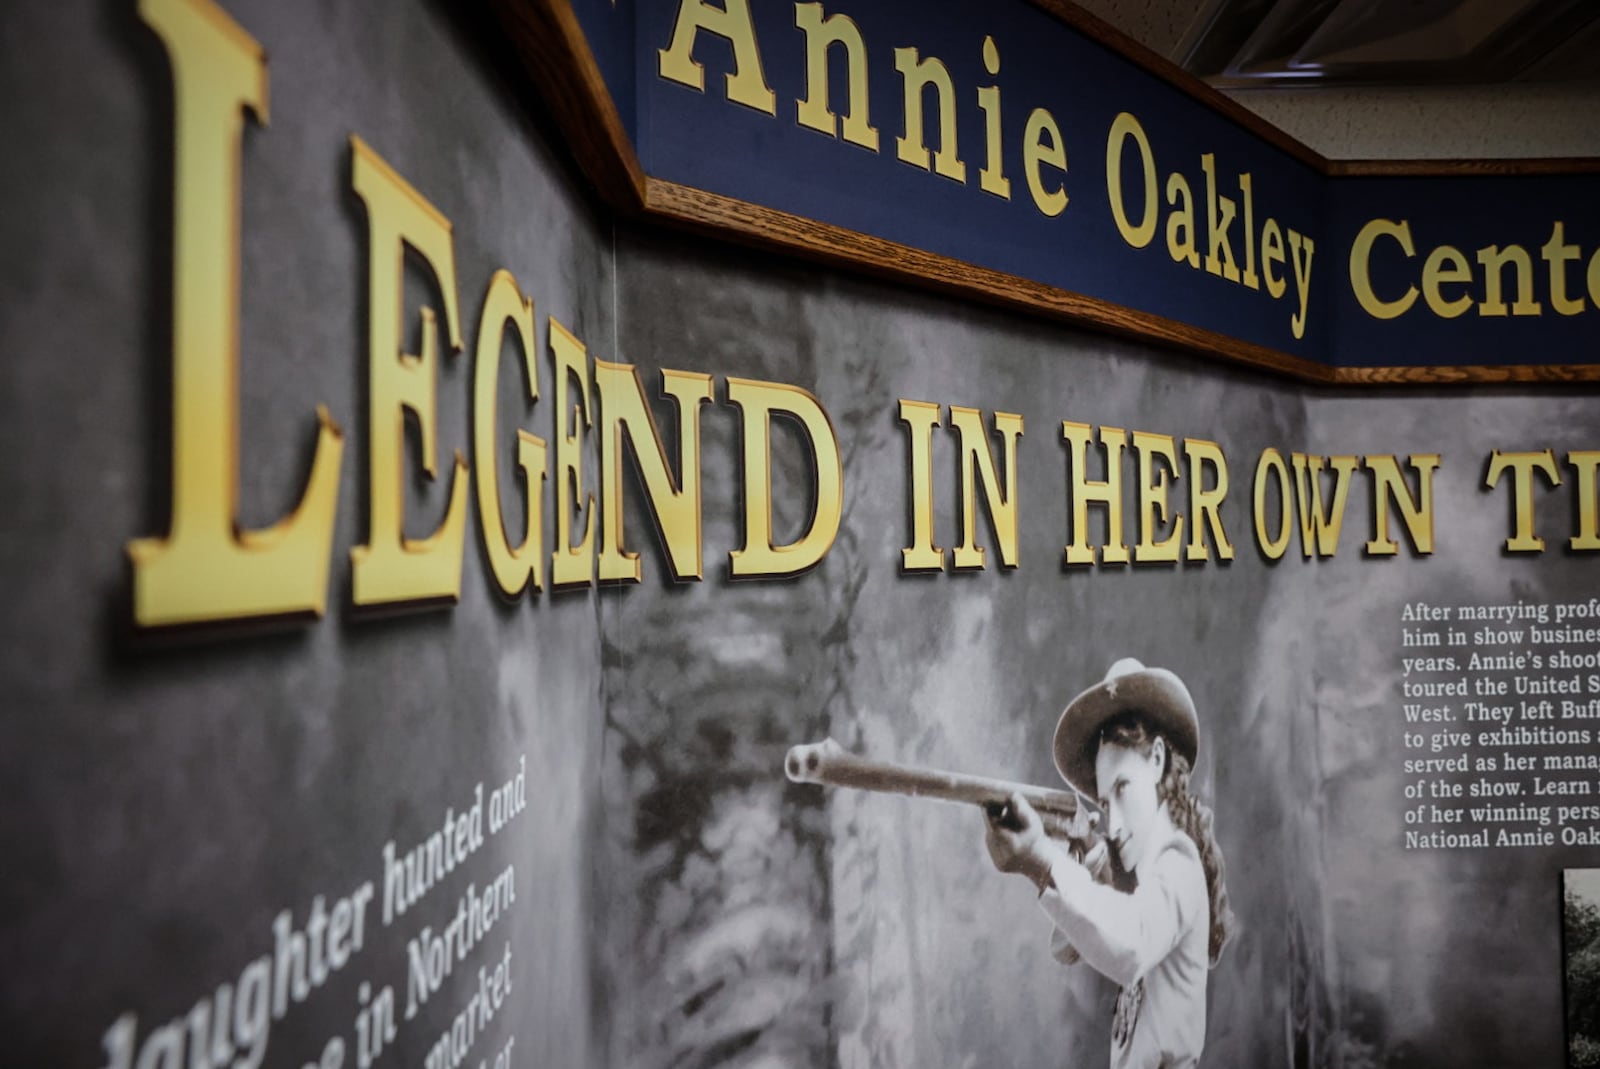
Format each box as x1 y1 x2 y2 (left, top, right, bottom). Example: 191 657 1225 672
984 792 1064 893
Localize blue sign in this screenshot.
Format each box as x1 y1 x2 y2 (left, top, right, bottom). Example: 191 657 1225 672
1329 174 1600 368
566 0 1599 372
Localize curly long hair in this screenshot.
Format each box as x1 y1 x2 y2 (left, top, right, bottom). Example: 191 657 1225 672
1099 711 1236 967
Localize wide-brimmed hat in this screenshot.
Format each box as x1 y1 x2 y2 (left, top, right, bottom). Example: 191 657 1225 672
1052 657 1199 799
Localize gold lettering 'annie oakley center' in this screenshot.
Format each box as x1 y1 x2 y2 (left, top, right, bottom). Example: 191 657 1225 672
129 0 844 629
1350 218 1600 322
657 0 1317 339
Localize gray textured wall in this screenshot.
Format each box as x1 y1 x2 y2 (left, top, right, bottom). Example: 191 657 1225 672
0 1 612 1065
1306 390 1600 1068
4 2 1598 1068
597 230 1335 1068
592 232 1600 1067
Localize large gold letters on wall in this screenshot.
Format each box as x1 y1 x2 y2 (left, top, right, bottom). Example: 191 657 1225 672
128 0 848 629
129 0 344 627
349 136 470 609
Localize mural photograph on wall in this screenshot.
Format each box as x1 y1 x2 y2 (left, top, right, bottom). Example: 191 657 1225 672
1567 869 1600 1067
1 0 1598 1068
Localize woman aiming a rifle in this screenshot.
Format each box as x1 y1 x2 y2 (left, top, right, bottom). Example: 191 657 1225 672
983 658 1235 1069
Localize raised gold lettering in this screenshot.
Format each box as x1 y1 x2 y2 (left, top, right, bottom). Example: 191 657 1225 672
1290 453 1357 558
1184 438 1233 562
129 0 344 627
1132 431 1182 563
893 47 966 182
350 137 467 609
898 399 944 572
473 270 546 599
1022 107 1067 217
976 37 1009 200
1485 449 1559 553
1364 454 1438 556
794 4 877 150
727 378 843 577
950 407 1022 570
595 363 713 583
1349 218 1418 320
1106 113 1156 249
549 319 596 588
658 0 776 114
1062 422 1129 566
1253 449 1292 561
1421 245 1472 319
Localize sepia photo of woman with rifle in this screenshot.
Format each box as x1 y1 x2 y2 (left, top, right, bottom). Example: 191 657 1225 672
984 658 1236 1069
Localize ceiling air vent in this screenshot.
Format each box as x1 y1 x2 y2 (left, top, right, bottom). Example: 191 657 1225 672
1176 0 1600 87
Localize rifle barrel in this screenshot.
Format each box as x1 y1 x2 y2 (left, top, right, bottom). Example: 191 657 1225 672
784 737 1084 819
